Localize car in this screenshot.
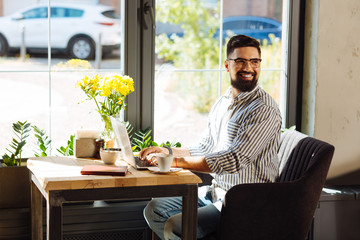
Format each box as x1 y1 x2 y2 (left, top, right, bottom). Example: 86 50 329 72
0 2 121 60
156 16 282 43
220 16 282 42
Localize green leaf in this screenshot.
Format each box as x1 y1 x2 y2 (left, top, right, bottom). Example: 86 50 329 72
56 134 75 156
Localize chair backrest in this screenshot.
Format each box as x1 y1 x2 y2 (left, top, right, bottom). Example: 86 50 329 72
277 129 307 174
217 131 335 240
279 132 333 183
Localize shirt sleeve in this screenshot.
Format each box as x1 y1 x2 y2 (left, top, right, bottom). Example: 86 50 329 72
205 105 282 174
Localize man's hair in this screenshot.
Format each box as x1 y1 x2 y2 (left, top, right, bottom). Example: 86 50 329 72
226 35 261 57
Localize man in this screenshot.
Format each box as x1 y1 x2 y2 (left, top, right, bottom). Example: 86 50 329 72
139 34 282 239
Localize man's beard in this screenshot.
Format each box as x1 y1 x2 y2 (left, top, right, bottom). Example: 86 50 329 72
231 71 258 92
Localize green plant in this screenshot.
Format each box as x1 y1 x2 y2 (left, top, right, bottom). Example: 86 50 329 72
56 134 75 156
152 140 182 148
164 141 181 148
131 127 154 152
2 121 31 166
126 122 181 152
32 125 51 157
281 125 296 133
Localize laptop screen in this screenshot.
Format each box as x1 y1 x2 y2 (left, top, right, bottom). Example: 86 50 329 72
110 117 137 168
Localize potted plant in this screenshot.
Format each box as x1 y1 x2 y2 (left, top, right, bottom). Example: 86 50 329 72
0 121 32 239
0 121 32 209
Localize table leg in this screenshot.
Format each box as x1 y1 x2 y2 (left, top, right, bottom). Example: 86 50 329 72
31 181 43 240
182 185 198 239
47 192 63 240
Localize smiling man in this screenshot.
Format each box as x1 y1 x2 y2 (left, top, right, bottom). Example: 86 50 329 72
140 35 282 239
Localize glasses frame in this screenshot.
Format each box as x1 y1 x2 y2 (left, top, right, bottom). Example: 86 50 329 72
227 57 262 68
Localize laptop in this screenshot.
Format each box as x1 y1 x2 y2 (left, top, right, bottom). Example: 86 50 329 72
110 117 151 170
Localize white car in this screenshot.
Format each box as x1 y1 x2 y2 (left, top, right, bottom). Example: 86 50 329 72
0 2 121 60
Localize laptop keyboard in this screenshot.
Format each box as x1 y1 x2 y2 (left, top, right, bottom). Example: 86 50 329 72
135 157 152 167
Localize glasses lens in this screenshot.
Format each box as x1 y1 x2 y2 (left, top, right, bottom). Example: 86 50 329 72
230 58 261 67
250 59 260 67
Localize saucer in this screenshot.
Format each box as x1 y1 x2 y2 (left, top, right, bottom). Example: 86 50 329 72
147 167 183 174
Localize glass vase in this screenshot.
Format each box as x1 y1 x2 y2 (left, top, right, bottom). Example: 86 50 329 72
100 114 116 148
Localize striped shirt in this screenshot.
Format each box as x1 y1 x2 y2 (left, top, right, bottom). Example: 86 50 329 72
188 85 282 192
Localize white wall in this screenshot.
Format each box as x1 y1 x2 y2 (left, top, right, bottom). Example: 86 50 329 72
303 0 360 178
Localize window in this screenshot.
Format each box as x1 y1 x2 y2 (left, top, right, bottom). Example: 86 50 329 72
23 7 48 19
51 7 84 18
0 0 304 159
152 0 288 146
0 1 123 159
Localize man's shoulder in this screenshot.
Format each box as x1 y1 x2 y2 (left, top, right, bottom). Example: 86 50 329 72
254 87 280 109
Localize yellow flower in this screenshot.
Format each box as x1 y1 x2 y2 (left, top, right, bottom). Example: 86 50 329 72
77 73 134 117
76 75 89 88
55 59 93 70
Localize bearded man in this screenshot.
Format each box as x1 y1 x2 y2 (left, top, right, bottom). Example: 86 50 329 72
140 34 282 240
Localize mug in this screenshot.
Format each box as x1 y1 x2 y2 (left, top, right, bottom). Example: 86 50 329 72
156 154 173 172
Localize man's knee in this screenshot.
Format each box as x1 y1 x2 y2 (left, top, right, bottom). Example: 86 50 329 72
144 198 165 223
164 214 182 240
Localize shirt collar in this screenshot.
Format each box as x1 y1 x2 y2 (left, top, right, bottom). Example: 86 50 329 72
228 84 260 110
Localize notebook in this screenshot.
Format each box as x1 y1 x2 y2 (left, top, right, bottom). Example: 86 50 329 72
110 117 152 170
81 165 128 176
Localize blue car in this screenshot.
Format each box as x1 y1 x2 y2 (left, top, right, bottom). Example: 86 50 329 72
156 16 282 43
219 16 282 42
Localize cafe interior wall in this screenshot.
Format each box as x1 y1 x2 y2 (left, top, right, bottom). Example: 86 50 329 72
302 0 360 179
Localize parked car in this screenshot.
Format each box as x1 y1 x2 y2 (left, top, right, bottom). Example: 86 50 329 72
156 16 282 43
0 2 121 60
220 16 282 42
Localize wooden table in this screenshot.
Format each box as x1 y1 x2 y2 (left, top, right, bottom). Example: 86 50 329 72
27 156 202 240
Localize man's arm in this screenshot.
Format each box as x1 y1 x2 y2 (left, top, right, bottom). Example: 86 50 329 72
173 155 212 173
139 146 212 172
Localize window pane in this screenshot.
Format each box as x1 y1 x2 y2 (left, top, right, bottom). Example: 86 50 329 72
0 72 49 158
154 0 285 147
50 71 104 152
0 1 122 160
0 4 49 71
154 70 218 146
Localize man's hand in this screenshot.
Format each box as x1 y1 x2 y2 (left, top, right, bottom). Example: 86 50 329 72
139 146 169 165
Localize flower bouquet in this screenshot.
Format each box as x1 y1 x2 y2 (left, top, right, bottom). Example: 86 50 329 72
76 74 134 146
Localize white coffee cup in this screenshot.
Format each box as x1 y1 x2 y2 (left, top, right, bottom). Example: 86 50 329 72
156 154 173 172
100 148 121 165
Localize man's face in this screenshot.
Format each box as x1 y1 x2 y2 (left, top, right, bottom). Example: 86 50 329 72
225 47 261 92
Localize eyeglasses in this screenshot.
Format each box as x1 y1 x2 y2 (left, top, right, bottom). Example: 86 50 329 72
228 58 262 68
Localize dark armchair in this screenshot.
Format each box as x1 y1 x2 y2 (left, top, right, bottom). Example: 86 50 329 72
217 130 335 240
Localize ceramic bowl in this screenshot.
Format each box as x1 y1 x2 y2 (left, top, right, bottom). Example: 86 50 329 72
100 148 121 165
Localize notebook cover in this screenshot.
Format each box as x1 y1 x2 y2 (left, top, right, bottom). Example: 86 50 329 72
81 165 128 176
